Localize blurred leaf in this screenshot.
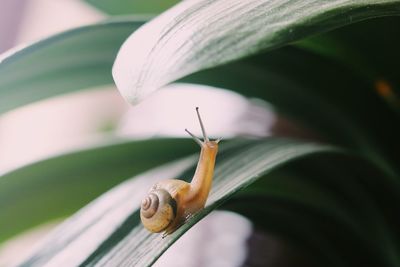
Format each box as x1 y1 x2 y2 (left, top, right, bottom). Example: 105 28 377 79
295 16 400 114
112 0 400 104
2 2 400 266
111 0 400 175
181 46 400 176
85 0 179 15
296 17 400 85
0 19 144 115
229 153 400 266
0 138 196 243
16 138 382 267
1 14 397 177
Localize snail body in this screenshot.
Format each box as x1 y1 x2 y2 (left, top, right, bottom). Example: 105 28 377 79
140 108 219 235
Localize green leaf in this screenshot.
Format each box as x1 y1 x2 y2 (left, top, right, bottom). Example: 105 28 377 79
229 154 400 266
295 16 400 85
180 46 400 176
0 138 196 243
295 16 400 115
0 19 144 115
17 138 397 267
110 1 400 175
85 0 180 15
112 0 400 104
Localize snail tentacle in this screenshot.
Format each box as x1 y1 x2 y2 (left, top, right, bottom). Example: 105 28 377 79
140 108 219 235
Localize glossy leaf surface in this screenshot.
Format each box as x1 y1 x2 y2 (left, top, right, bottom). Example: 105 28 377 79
112 0 400 104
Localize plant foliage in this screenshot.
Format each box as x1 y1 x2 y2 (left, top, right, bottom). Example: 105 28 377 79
1 0 400 266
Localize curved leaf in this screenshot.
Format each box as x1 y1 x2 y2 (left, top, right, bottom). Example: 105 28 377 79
112 0 400 104
0 139 196 243
85 0 179 15
0 19 144 115
2 14 397 175
15 139 346 266
180 46 400 176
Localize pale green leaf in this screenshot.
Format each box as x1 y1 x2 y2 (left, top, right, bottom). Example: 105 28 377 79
17 139 341 266
0 19 144 115
112 0 400 104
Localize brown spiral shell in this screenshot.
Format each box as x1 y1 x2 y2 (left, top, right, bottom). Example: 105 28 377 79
141 192 159 218
140 189 177 233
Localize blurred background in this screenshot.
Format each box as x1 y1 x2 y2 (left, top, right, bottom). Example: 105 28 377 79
0 0 278 173
0 1 293 266
2 1 399 266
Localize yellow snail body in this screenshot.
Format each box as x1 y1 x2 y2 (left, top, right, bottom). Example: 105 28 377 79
140 108 219 235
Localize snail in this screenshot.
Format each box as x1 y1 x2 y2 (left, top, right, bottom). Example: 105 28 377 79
140 107 219 235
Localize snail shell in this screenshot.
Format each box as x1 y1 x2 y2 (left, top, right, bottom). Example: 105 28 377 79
140 108 219 235
140 189 177 233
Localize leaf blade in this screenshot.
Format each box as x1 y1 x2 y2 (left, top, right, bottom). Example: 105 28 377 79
0 138 196 243
0 19 144 115
17 139 339 266
112 0 400 104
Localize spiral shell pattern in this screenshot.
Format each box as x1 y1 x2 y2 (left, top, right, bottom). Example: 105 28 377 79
141 193 159 218
140 189 177 233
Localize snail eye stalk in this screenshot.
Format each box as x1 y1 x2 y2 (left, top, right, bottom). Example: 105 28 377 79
141 108 219 235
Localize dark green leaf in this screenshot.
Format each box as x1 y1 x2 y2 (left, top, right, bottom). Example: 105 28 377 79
181 46 400 176
295 16 400 116
228 153 400 266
